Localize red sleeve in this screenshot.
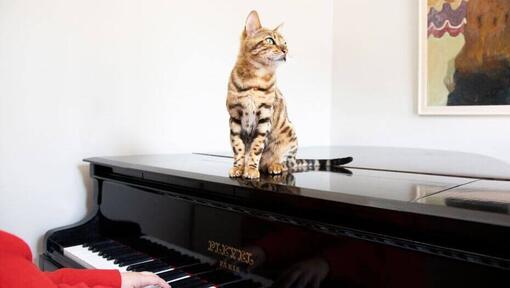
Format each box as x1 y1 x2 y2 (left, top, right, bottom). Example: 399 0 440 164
0 230 33 260
43 269 121 288
0 230 121 288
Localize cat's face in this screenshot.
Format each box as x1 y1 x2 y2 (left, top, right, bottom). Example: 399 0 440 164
241 11 288 67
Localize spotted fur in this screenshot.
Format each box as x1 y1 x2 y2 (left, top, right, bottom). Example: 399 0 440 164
227 11 352 179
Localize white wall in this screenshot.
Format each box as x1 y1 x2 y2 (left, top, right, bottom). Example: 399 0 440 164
3 0 509 259
0 0 333 255
331 0 510 163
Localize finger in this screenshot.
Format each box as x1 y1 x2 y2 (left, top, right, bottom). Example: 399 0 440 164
157 278 171 288
151 275 170 288
293 272 311 288
149 275 170 288
281 271 301 288
141 272 170 288
274 269 292 288
312 276 321 288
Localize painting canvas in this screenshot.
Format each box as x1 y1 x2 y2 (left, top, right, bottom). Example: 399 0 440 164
419 0 510 115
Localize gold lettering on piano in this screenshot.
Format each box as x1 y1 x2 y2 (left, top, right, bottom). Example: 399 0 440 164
219 260 241 273
207 240 255 266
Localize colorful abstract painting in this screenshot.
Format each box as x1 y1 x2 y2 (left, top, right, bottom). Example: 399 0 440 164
419 0 510 115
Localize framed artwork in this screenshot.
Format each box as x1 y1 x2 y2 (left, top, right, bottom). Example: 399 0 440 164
419 0 510 115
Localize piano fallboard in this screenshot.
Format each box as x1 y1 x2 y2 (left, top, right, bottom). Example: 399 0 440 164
42 148 510 287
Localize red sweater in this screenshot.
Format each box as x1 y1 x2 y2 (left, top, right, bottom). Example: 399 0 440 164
0 230 121 288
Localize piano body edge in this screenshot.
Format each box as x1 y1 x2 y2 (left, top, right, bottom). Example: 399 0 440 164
41 154 510 287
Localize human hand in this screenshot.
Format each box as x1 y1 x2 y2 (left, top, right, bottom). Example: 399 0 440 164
120 271 170 288
243 245 267 270
275 257 329 288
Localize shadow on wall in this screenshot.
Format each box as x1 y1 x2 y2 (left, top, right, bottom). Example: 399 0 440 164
35 164 95 260
78 164 95 213
34 132 154 258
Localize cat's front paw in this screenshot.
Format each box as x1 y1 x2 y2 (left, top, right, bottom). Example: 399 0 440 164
243 167 260 179
229 166 244 178
268 163 286 175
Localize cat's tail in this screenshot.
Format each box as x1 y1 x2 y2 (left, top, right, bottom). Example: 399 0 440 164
288 157 353 169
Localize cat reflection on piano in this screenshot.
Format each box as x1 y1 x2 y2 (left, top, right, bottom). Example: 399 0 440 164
234 166 352 195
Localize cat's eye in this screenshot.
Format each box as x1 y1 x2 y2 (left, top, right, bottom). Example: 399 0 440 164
265 37 276 45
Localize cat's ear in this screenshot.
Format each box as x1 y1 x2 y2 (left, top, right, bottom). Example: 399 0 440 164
273 23 284 32
245 10 262 37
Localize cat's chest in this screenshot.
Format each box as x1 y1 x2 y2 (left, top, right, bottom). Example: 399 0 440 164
239 94 272 132
241 96 259 132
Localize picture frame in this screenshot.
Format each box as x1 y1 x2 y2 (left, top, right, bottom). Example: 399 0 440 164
418 0 510 115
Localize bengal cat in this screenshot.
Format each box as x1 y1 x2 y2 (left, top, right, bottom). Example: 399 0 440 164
226 11 352 179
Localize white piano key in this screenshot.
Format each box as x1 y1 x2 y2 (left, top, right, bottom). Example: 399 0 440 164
63 245 147 272
141 236 271 287
167 275 190 283
64 245 175 288
64 241 270 287
155 268 174 275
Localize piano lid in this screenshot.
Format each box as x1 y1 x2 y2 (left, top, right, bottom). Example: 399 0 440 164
205 146 510 181
85 146 510 228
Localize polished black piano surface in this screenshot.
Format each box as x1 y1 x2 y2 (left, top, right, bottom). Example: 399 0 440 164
42 147 510 287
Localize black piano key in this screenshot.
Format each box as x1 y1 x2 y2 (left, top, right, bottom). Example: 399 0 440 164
200 270 241 284
220 279 261 288
200 270 240 285
157 247 184 257
141 265 171 273
180 263 216 275
170 277 207 288
87 243 111 252
98 245 130 257
130 238 188 260
158 270 189 282
118 258 153 267
167 252 190 260
194 284 216 288
130 239 167 254
161 253 187 263
118 258 152 268
94 244 125 254
127 260 170 272
88 241 121 252
126 261 167 273
178 280 210 288
115 254 152 266
112 251 143 262
161 255 199 267
83 239 111 248
103 247 135 259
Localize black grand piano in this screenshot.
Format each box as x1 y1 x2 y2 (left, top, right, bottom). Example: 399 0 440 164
41 147 510 287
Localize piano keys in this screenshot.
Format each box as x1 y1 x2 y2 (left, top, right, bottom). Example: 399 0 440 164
64 236 265 287
41 147 510 287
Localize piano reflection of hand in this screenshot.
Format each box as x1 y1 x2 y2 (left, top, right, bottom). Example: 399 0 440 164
274 257 329 288
245 222 428 288
241 244 329 288
242 246 267 271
